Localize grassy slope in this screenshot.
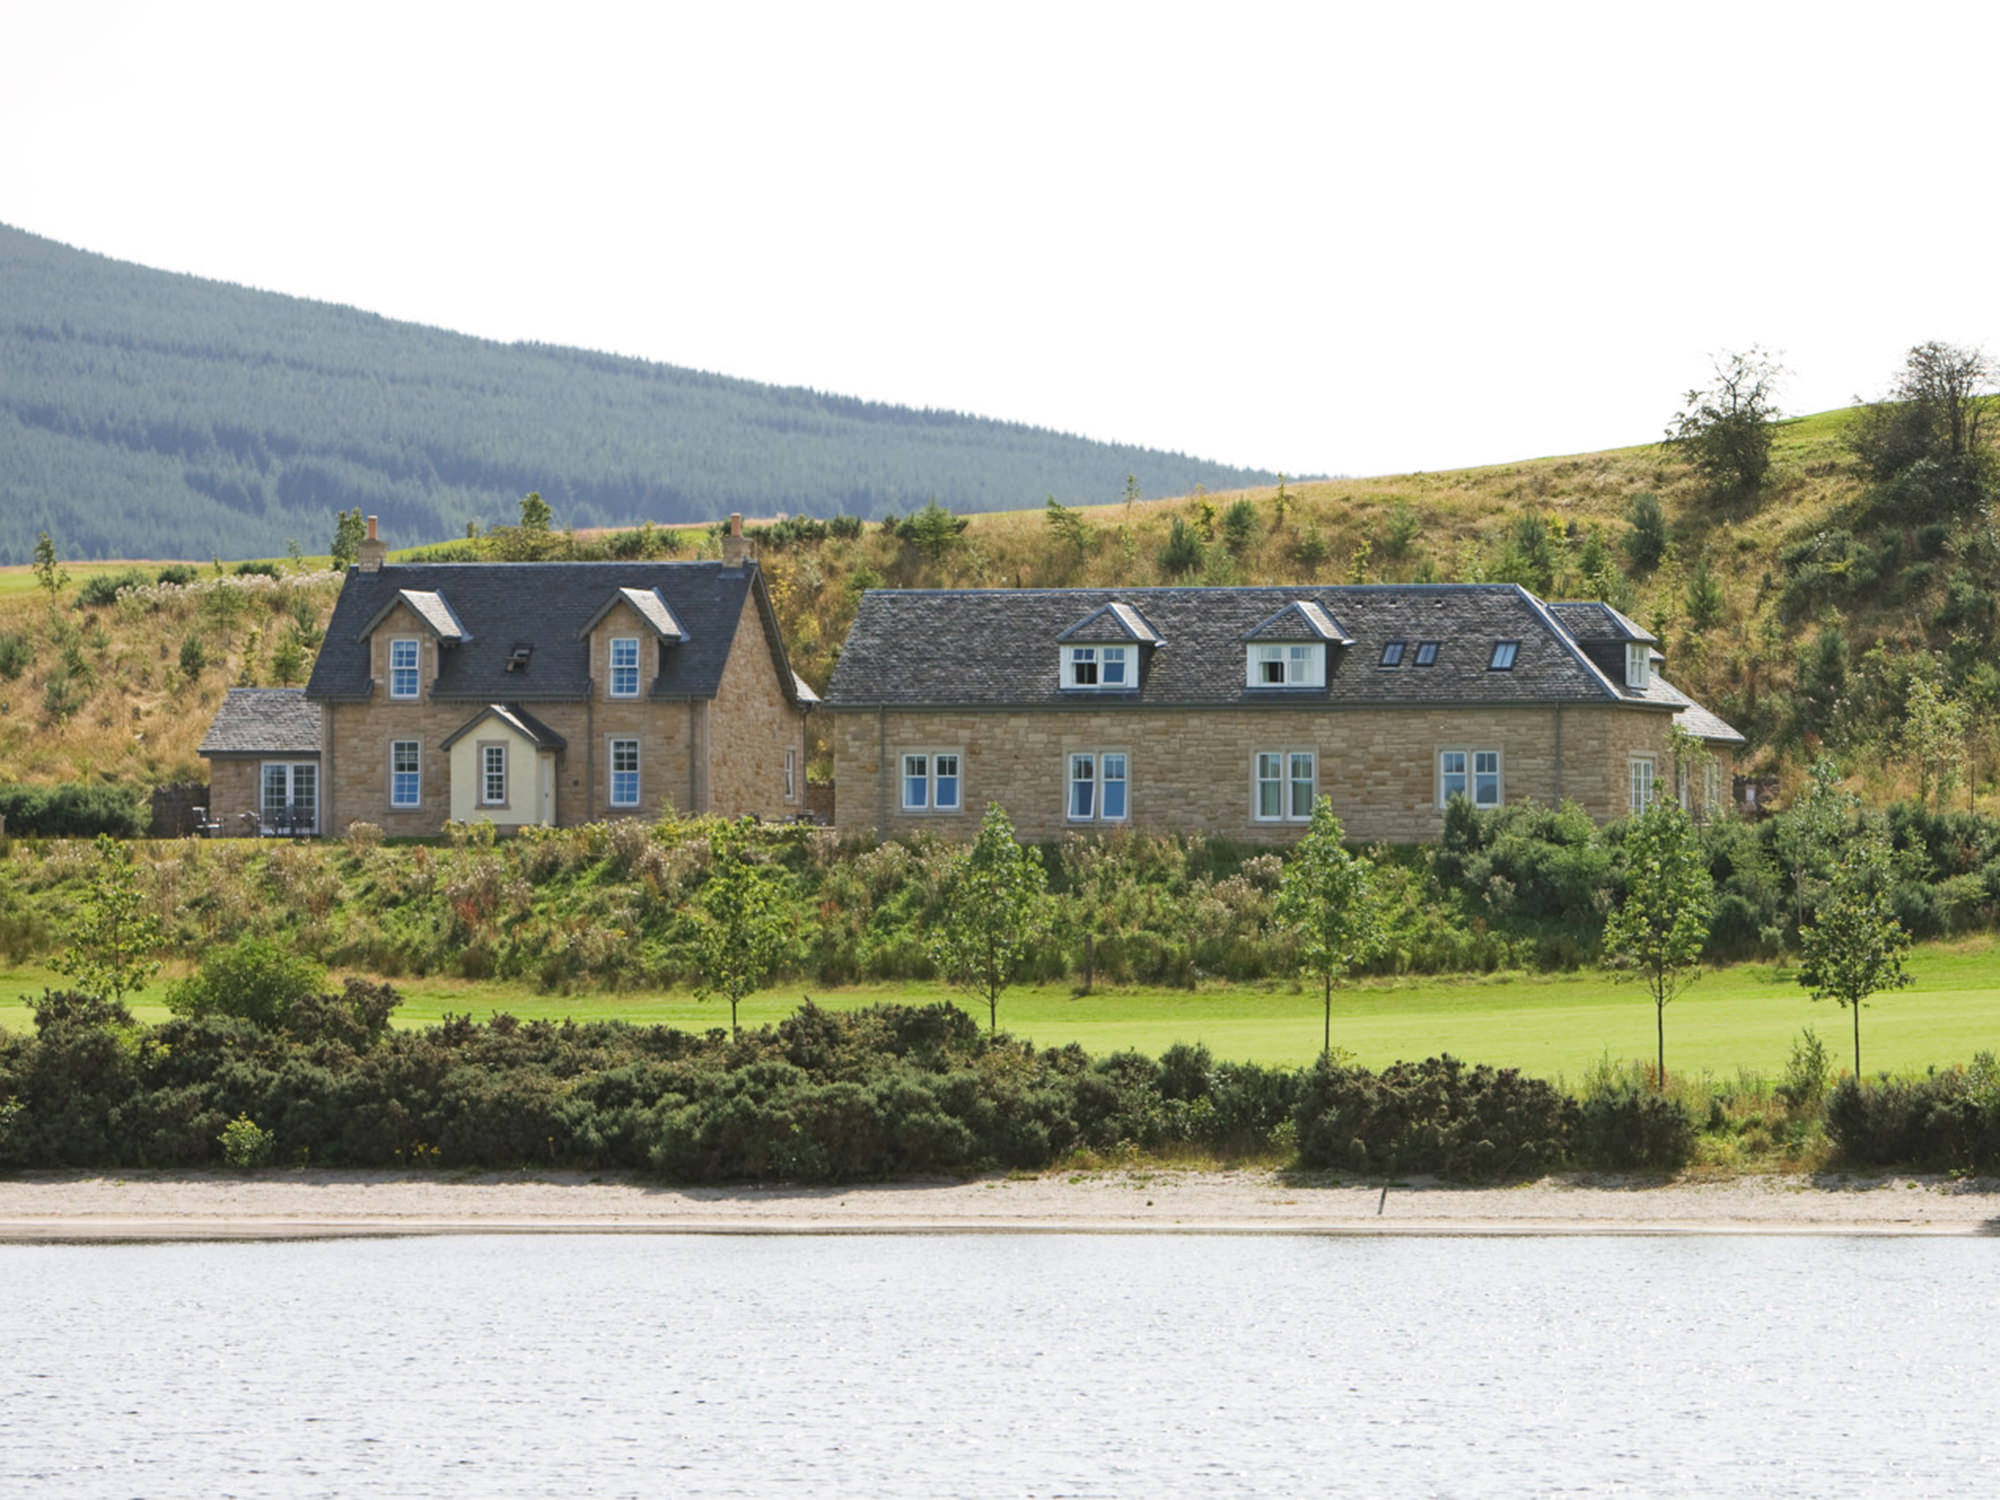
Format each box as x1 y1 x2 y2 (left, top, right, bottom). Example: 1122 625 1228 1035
0 403 1976 800
5 936 1994 1081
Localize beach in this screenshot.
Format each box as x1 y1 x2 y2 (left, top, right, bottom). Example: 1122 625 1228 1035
3 1167 1998 1240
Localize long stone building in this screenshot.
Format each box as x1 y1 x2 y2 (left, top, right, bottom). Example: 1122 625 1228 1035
823 584 1744 844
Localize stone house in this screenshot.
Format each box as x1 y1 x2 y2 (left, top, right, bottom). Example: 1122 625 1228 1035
823 584 1745 845
201 517 812 835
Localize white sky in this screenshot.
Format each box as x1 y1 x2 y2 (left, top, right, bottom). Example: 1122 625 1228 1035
5 1 1997 480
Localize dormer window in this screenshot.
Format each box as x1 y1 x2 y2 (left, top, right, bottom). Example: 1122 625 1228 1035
1064 644 1129 689
1248 643 1325 688
1380 641 1406 668
1489 641 1519 671
610 637 641 698
1626 643 1650 691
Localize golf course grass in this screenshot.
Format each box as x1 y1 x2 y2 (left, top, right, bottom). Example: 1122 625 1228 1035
4 935 1996 1083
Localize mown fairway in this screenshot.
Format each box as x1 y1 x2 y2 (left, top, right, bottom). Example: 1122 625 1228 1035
4 938 1997 1082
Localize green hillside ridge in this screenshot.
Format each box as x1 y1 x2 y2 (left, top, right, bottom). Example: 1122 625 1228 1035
0 222 1275 565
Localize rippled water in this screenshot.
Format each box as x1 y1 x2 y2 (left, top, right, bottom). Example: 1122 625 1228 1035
3 1234 1996 1497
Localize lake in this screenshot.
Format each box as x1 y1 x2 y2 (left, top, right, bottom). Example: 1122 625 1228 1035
3 1234 1995 1497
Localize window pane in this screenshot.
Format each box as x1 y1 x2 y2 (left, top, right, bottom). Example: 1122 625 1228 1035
611 739 639 807
1070 648 1097 686
903 754 928 809
611 638 640 696
1415 641 1438 666
1474 750 1500 807
390 639 419 697
935 753 960 809
1380 641 1404 667
1489 642 1518 670
1102 647 1127 685
1290 753 1315 818
291 765 315 830
1069 755 1095 820
484 745 506 803
1100 755 1127 820
263 765 287 825
1440 750 1467 804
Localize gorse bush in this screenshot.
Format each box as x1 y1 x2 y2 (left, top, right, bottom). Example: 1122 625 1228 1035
0 784 148 838
1292 1054 1576 1181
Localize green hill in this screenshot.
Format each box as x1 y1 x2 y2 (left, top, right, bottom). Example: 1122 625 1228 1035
0 223 1275 565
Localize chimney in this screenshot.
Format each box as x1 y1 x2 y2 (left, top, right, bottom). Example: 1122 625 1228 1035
357 514 389 573
720 512 751 569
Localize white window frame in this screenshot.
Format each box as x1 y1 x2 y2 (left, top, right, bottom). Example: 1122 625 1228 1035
900 750 963 813
609 636 641 698
390 739 421 809
1246 642 1325 688
1630 754 1656 813
1067 751 1129 824
482 743 508 807
1626 642 1651 691
1063 644 1130 689
609 737 640 809
388 636 420 699
1253 749 1318 823
1438 748 1503 810
1703 760 1721 818
784 747 798 802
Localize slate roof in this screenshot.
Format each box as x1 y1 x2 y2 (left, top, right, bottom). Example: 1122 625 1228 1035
306 561 801 706
580 587 684 641
440 704 569 751
1670 693 1748 745
1243 600 1350 643
199 688 324 756
1056 601 1166 645
1548 601 1656 644
827 584 1653 709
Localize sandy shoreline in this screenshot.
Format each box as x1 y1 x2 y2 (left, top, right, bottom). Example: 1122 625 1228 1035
4 1167 1999 1241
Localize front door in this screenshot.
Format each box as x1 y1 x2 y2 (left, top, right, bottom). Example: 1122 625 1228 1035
539 755 554 826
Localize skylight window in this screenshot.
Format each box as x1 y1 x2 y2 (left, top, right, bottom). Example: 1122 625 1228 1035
1489 641 1519 671
1415 641 1439 666
1379 641 1406 667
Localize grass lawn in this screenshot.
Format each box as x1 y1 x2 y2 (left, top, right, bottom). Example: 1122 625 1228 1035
4 936 1996 1083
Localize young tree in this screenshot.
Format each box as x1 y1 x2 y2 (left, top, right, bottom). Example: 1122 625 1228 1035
900 500 968 566
1902 676 1969 813
1772 756 1856 934
930 802 1052 1034
1797 832 1912 1079
1662 348 1785 498
519 491 554 531
31 530 68 604
329 508 367 570
685 819 794 1037
1043 496 1093 562
1276 798 1386 1058
52 835 164 1006
1602 800 1713 1089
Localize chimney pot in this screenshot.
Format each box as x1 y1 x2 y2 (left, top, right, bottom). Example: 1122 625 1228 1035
366 514 379 541
357 515 389 572
728 513 743 536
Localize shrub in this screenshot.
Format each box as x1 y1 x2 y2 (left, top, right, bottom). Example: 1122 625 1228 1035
1574 1074 1695 1170
166 939 329 1030
0 783 147 838
1158 516 1203 576
179 634 208 677
218 1114 275 1168
1221 500 1258 556
1623 493 1667 571
1293 1054 1576 1180
1824 1059 2000 1171
155 564 200 587
0 630 31 680
233 560 281 578
75 568 152 608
